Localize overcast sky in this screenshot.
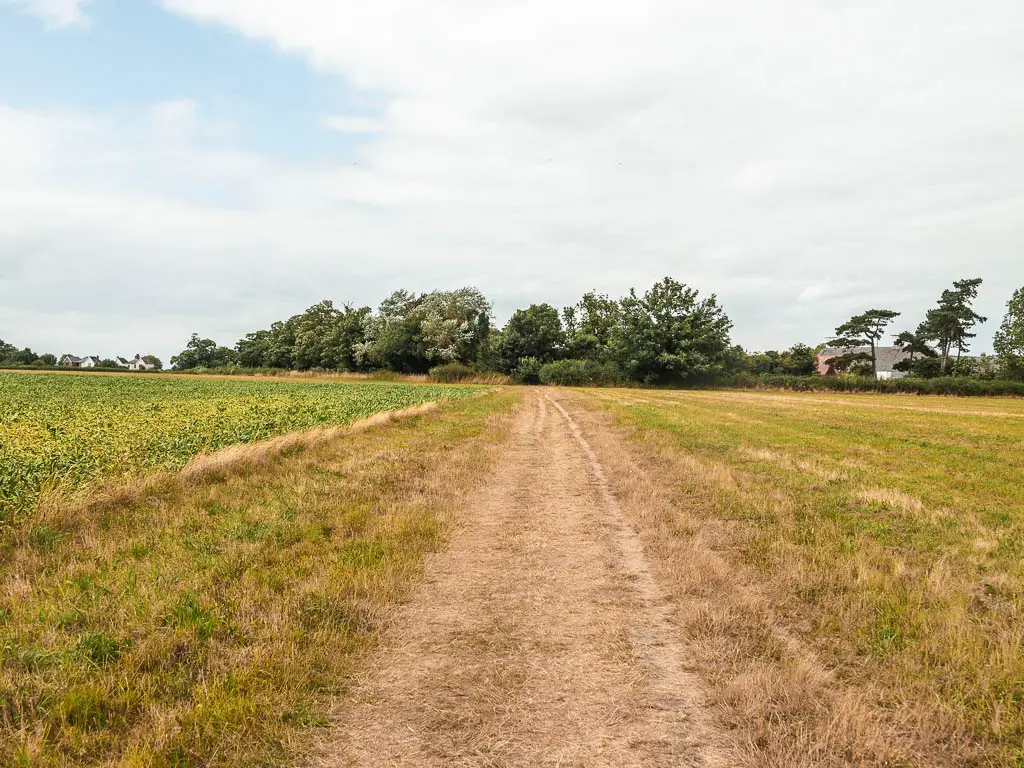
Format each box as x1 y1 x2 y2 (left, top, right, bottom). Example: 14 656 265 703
1 0 1022 362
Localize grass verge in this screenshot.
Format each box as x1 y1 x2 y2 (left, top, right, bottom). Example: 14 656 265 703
0 390 519 766
573 388 1024 767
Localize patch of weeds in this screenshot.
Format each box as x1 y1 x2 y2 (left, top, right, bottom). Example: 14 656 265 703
204 502 232 517
227 520 270 542
125 540 152 559
297 593 371 632
272 523 303 548
740 537 776 572
340 540 387 568
4 640 61 671
164 594 219 639
302 522 334 543
27 524 66 550
865 597 910 656
77 632 129 667
283 702 331 728
59 684 114 731
181 532 219 556
254 570 286 593
70 573 110 597
997 535 1021 558
796 585 822 604
55 610 86 630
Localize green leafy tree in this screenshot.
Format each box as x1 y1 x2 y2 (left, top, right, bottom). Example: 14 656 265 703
514 356 543 384
293 300 343 370
612 277 733 384
475 327 504 372
39 353 57 366
265 318 299 368
13 347 39 366
416 287 492 365
355 288 491 373
236 329 273 368
331 304 372 371
497 303 565 372
920 278 987 374
142 355 164 371
893 328 938 375
826 349 874 376
745 344 817 376
285 300 371 370
171 334 237 370
994 286 1024 381
952 353 999 380
830 309 901 378
0 338 16 363
784 344 818 376
99 359 119 368
563 291 621 361
354 290 426 372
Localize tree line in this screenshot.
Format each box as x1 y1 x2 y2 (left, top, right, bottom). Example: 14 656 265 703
171 278 733 384
0 342 57 368
169 276 1024 384
826 278 1024 380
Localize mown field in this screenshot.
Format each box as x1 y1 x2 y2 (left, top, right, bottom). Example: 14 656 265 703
0 372 480 522
584 388 1024 766
0 370 518 766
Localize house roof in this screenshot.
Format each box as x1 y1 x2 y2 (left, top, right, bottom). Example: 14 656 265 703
818 346 910 372
61 355 83 362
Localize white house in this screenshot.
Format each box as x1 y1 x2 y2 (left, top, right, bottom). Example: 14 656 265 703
126 354 155 371
59 355 101 368
60 354 155 370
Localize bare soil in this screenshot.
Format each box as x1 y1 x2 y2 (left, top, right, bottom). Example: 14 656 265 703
313 390 731 767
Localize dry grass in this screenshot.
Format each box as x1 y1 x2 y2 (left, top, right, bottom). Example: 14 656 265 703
177 402 439 484
567 387 1024 767
0 391 519 766
317 390 724 767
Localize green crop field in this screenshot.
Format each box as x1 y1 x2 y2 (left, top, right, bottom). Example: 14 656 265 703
0 372 479 521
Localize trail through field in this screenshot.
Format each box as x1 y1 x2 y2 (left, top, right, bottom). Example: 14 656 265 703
315 390 728 767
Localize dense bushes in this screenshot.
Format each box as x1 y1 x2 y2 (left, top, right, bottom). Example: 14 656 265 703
514 357 543 384
719 373 1024 397
537 359 625 387
428 363 476 383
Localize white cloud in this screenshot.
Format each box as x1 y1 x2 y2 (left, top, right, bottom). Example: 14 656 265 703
4 1 1024 360
149 99 200 139
3 0 90 27
322 115 387 134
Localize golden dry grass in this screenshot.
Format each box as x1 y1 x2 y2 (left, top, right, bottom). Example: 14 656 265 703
570 387 1024 767
315 390 727 767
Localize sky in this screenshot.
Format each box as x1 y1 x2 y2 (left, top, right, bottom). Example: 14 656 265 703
1 0 1022 363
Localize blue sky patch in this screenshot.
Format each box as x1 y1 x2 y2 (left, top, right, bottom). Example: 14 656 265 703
0 0 378 161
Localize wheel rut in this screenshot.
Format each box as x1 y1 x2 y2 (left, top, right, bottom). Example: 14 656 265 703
314 389 727 767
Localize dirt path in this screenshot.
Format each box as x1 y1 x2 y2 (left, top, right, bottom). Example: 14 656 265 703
314 390 728 767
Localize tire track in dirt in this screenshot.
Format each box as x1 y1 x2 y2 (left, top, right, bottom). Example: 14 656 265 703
313 389 728 767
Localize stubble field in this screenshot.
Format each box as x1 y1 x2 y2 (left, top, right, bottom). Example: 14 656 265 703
582 387 1024 766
